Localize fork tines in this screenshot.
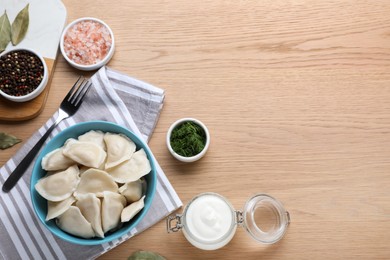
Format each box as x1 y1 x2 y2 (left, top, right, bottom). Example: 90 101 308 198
66 76 92 106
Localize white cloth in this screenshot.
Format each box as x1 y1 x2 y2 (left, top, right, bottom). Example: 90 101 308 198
0 67 182 260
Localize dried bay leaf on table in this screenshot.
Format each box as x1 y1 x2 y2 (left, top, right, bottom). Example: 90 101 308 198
0 132 22 150
0 11 11 52
128 250 166 260
11 3 29 46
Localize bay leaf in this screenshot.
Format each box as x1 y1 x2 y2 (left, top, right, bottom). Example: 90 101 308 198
11 3 29 46
0 11 11 52
128 250 166 260
0 132 22 150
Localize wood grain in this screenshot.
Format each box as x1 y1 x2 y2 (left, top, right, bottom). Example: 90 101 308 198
1 0 390 259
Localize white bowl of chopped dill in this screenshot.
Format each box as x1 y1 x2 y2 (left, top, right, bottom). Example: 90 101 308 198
166 118 210 163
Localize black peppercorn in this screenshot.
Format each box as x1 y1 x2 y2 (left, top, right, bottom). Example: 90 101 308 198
0 50 44 97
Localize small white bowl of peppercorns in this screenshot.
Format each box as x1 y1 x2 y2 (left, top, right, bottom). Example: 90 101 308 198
0 48 48 102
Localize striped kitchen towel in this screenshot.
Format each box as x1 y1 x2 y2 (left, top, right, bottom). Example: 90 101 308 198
0 67 182 260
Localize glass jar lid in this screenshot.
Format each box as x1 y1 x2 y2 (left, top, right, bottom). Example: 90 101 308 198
240 194 290 244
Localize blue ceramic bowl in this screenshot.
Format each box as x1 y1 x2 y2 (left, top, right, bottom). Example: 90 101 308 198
31 121 157 245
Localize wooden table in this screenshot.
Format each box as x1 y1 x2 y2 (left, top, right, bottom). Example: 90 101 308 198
1 0 389 259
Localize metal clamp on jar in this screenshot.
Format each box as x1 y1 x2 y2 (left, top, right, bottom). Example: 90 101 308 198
167 192 290 250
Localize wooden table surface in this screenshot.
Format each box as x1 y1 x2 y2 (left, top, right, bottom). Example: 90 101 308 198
1 0 390 259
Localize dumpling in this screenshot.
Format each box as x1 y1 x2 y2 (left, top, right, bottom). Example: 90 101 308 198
104 133 136 169
101 191 126 233
121 195 145 222
46 196 76 221
106 149 151 183
74 169 118 197
76 193 104 238
78 130 106 151
78 165 89 175
62 139 106 168
79 158 105 175
56 206 95 238
35 165 79 202
41 148 75 171
118 179 144 203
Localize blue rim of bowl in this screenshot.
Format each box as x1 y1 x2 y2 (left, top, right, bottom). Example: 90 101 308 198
30 121 157 245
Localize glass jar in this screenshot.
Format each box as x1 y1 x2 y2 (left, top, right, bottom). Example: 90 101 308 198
167 192 290 250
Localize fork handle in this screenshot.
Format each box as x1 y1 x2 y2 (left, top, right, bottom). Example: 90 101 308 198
2 112 67 192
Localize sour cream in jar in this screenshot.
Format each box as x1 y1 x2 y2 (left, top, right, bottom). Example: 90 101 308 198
181 193 236 250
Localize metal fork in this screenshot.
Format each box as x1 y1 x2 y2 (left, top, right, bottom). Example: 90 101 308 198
2 77 92 192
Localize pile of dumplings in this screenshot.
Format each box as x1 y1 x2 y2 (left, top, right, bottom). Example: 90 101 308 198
34 130 151 239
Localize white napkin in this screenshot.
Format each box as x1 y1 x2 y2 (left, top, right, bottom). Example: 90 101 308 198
0 67 182 260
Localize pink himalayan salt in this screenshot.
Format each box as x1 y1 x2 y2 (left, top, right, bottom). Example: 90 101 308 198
63 20 112 65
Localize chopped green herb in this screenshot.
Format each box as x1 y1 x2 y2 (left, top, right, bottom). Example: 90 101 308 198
170 121 206 157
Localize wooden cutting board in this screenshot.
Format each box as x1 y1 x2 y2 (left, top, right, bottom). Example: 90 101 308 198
0 0 66 121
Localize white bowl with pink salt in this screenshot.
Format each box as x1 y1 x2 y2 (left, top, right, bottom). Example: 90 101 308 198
60 17 115 71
